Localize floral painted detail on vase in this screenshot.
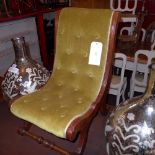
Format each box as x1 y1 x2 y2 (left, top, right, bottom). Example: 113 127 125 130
105 64 155 155
1 36 50 100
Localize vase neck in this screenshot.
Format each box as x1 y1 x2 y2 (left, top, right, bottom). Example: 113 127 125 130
11 37 31 64
145 64 155 96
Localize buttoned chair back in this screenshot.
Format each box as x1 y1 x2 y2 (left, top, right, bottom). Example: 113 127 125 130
10 8 120 155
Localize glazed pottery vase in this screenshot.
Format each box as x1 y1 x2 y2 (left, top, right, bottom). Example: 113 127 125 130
105 64 155 155
1 36 50 100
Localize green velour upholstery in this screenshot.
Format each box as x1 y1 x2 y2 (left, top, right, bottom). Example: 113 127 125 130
11 8 113 138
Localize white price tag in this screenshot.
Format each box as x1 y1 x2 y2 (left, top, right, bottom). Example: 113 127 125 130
88 41 103 66
8 64 19 75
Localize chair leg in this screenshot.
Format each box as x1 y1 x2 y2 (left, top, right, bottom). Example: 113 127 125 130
116 94 121 106
17 121 90 155
122 82 127 102
130 82 134 99
130 85 134 99
72 125 90 155
130 90 134 99
122 92 125 102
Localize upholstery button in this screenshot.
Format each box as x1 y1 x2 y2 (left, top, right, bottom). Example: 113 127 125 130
88 72 94 78
57 66 61 70
42 98 48 101
59 29 65 35
41 106 47 111
60 114 65 118
58 81 63 86
76 34 81 39
95 34 101 39
66 49 72 55
77 100 82 104
78 97 82 100
74 86 79 91
56 64 62 70
83 52 88 58
55 109 59 112
59 94 63 99
71 68 78 74
23 100 28 103
60 104 66 108
77 97 83 103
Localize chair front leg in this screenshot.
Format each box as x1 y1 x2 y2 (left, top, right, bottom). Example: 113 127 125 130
72 123 90 155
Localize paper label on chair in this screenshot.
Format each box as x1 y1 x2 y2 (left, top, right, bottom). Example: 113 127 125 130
88 42 103 66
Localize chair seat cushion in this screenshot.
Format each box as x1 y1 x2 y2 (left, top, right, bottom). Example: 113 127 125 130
110 75 127 89
11 82 98 138
135 72 146 87
10 8 113 139
111 75 121 85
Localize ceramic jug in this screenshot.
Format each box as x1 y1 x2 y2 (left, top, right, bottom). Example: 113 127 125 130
1 36 50 100
105 64 155 155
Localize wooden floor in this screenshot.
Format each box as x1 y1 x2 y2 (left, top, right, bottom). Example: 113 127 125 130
0 99 110 155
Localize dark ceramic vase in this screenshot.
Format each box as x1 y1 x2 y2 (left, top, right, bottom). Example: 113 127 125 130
1 36 50 100
105 64 155 155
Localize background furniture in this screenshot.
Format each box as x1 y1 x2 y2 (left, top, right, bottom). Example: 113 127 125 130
130 50 155 98
110 0 137 14
109 53 127 105
9 8 120 155
71 0 155 31
110 0 138 35
71 0 109 8
110 0 144 58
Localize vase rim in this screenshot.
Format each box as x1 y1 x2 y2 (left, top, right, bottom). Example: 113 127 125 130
11 36 25 42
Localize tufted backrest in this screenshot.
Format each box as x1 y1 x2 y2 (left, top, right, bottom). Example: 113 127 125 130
49 8 113 101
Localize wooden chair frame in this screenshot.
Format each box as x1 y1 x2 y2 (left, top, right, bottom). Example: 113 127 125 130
11 9 120 155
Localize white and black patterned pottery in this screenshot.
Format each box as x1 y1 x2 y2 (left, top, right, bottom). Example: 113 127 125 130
105 64 155 155
1 36 50 100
